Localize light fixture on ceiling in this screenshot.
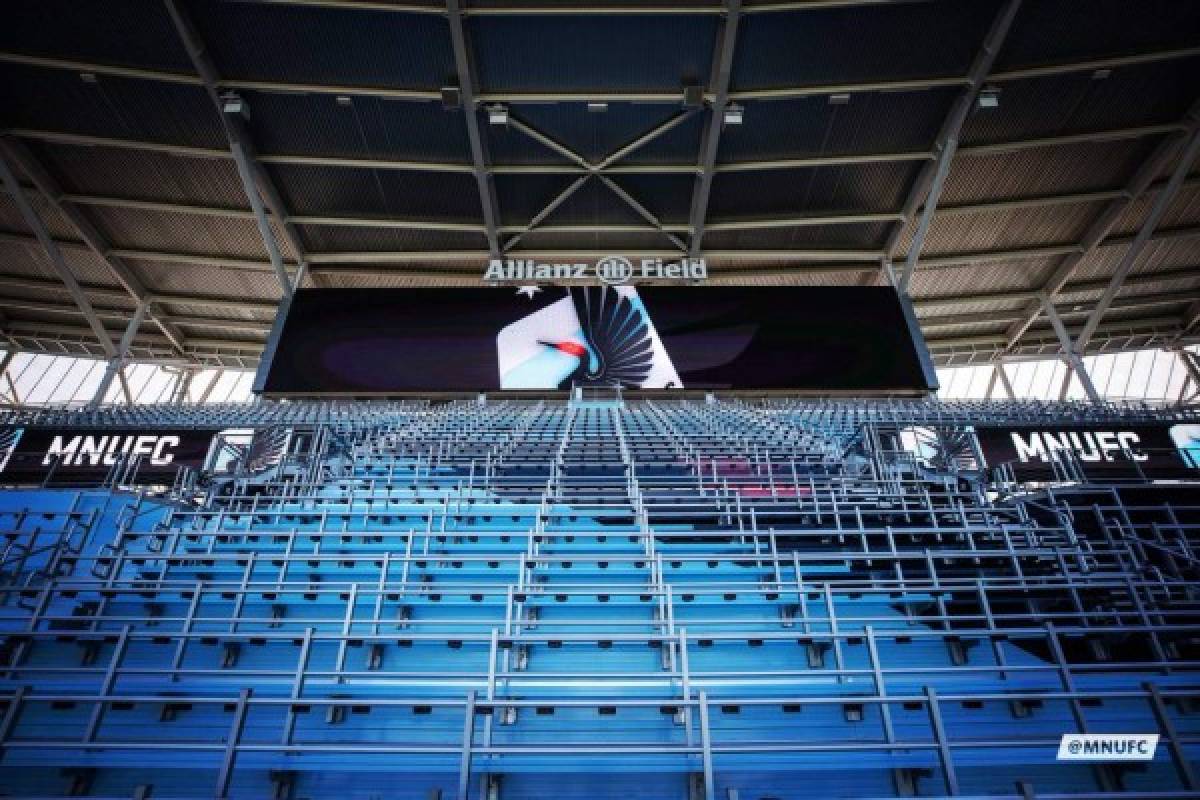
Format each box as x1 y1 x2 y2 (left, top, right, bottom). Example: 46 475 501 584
977 87 1001 109
220 92 249 119
723 103 744 126
487 104 509 126
335 95 353 107
828 93 851 106
79 72 98 84
1091 68 1112 81
587 102 609 113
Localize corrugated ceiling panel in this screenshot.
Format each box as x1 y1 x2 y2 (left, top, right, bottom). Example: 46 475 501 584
909 257 1063 297
1110 182 1200 238
326 272 481 290
0 237 116 287
127 260 283 300
702 222 891 251
996 0 1200 71
267 163 482 222
707 161 922 219
470 15 717 92
512 230 680 252
188 1 454 89
0 65 223 148
733 1 1001 89
600 175 696 227
158 301 273 325
961 58 1200 146
487 105 701 167
718 90 954 164
533 179 655 227
941 136 1163 205
85 207 282 261
1072 234 1200 283
0 194 81 241
244 92 472 164
908 200 1106 257
705 271 864 288
31 141 250 207
297 225 488 253
916 295 1027 318
3 0 194 72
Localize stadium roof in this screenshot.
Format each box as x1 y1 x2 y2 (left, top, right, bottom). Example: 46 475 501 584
0 0 1198 371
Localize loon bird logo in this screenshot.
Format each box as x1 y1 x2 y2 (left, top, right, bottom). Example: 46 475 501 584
496 286 681 389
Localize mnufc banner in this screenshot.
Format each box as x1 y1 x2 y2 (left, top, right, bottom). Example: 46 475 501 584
0 428 219 484
256 287 937 394
975 424 1200 480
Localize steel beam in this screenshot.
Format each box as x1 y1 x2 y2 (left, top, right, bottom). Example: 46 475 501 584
1002 98 1200 348
1040 293 1100 402
502 111 697 250
447 0 502 257
994 363 1016 399
0 296 272 334
687 0 742 257
1075 123 1200 350
2 223 1199 276
0 150 117 358
7 174 1195 235
164 0 296 296
5 43 1195 104
895 0 1021 292
0 138 189 354
8 122 1184 178
598 175 688 251
197 369 223 403
502 175 591 253
920 291 1192 329
90 302 148 407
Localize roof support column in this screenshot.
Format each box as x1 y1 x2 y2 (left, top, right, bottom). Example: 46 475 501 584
687 0 741 257
1039 294 1101 403
229 139 294 295
172 367 196 404
1003 98 1200 349
1173 348 1200 398
0 349 15 404
1074 123 1200 350
447 0 502 257
994 363 1016 400
197 368 223 404
0 151 117 359
117 367 134 405
0 138 189 354
164 0 295 296
895 0 1021 293
89 302 148 408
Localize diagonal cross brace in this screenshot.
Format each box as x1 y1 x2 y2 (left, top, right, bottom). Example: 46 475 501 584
504 111 696 252
687 0 742 258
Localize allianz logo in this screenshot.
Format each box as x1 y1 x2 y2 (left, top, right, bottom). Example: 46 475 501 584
484 256 707 284
43 434 183 467
1010 430 1149 463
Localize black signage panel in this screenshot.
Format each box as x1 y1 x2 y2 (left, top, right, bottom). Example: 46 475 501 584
974 424 1198 481
255 287 938 394
0 428 219 485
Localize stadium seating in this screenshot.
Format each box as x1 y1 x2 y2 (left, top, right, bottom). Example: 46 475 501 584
1 398 1198 799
